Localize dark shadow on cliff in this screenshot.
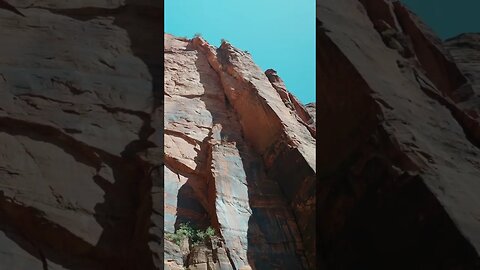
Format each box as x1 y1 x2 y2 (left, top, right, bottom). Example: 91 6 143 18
113 3 161 268
167 108 215 231
171 165 211 232
0 118 134 269
316 21 480 269
13 2 162 269
169 146 211 231
114 2 162 111
317 147 480 270
92 155 150 269
42 1 162 111
0 191 103 269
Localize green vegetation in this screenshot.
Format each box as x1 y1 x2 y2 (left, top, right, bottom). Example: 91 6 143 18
165 223 216 246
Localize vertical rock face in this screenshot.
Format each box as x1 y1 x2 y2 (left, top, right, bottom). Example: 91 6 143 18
0 1 161 269
445 33 480 118
164 34 316 269
318 0 480 269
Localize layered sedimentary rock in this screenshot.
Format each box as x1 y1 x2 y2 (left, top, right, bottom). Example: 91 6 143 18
164 34 316 269
318 0 480 269
0 1 161 269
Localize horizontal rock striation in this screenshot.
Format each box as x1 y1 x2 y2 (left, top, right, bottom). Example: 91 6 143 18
164 34 316 269
0 0 161 269
317 0 480 269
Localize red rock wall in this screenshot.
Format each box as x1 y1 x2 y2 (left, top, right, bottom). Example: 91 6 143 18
2 0 479 269
164 34 316 269
317 0 480 268
0 1 162 269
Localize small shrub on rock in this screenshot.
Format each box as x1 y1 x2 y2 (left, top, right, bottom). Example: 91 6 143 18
165 223 216 246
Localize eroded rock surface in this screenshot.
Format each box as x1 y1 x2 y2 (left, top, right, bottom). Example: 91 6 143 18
318 0 480 269
445 33 480 119
164 34 316 269
0 0 161 269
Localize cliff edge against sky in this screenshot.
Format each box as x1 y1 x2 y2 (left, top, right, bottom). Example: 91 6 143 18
164 34 316 270
317 0 480 269
0 0 479 269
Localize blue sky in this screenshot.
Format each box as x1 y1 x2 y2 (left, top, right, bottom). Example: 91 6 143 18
401 0 480 39
165 0 316 104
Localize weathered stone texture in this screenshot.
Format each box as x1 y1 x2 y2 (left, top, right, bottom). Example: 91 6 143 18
317 0 480 269
164 34 316 269
0 0 161 269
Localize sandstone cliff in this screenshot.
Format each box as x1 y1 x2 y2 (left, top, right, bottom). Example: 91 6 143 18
318 0 480 269
0 0 161 269
164 35 316 269
2 0 480 269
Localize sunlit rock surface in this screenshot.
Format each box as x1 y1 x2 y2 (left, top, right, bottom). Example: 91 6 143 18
164 34 316 269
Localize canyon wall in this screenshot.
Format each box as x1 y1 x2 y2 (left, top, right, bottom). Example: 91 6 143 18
0 1 161 269
164 35 316 270
1 0 479 269
317 0 480 269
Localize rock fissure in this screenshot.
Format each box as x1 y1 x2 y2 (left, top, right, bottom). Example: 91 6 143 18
412 69 480 149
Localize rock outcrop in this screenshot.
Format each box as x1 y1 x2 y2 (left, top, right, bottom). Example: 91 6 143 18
445 33 480 119
4 0 480 269
164 34 316 269
317 0 480 269
0 0 161 269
